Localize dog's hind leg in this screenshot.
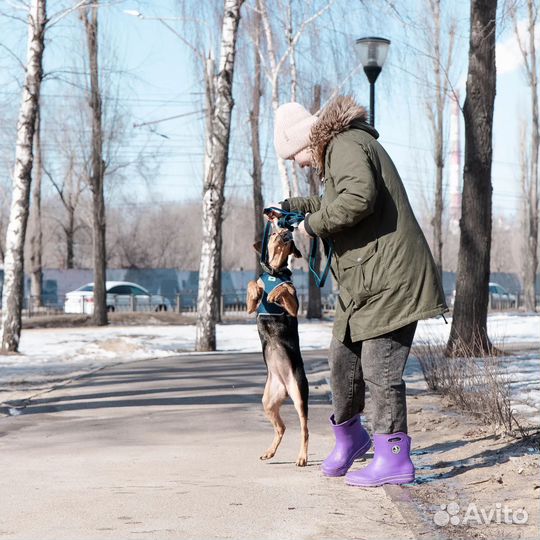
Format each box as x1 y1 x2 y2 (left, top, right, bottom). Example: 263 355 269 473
286 370 309 467
260 374 288 461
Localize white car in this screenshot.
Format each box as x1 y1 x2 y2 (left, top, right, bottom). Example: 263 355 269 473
487 282 517 307
64 281 171 314
450 282 517 308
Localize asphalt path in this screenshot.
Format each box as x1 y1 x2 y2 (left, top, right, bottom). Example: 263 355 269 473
0 350 414 539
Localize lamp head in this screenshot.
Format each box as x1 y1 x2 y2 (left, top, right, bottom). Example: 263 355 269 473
355 36 391 83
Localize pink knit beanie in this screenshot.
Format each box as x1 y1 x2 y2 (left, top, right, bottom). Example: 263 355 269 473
274 102 318 159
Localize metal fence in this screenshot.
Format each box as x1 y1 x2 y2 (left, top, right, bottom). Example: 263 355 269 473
12 291 338 318
173 291 337 317
4 290 538 319
446 293 540 312
488 292 540 311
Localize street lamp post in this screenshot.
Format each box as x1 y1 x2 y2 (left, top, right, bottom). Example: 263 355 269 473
355 37 390 127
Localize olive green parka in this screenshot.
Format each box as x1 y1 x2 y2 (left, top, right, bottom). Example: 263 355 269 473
283 96 447 342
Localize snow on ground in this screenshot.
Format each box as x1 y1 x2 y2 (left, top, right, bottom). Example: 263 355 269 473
415 312 540 345
1 313 538 422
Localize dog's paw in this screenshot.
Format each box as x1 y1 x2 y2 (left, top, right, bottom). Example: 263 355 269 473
296 456 308 467
260 449 276 460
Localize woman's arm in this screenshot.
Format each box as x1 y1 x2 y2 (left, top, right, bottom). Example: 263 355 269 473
306 136 377 237
281 195 322 215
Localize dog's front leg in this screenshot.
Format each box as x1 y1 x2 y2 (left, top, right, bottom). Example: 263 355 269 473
246 279 264 314
267 283 299 317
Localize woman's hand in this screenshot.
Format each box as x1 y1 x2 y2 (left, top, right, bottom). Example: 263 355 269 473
264 203 283 222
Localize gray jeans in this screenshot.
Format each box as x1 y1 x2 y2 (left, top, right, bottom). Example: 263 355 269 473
328 322 417 434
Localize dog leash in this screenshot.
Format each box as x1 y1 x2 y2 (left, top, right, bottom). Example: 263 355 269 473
262 207 334 288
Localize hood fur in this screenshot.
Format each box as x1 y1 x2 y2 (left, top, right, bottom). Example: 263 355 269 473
310 96 368 174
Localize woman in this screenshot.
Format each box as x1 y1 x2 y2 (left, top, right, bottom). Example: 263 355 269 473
270 96 447 487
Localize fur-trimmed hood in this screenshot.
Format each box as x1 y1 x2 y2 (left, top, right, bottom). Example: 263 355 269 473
310 96 377 174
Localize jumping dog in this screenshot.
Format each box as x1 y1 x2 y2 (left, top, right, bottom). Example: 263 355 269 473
247 226 309 467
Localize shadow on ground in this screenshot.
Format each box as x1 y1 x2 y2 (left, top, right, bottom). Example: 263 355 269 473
4 352 331 417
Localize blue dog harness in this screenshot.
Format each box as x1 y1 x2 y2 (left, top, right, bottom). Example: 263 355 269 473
262 207 334 288
257 269 293 316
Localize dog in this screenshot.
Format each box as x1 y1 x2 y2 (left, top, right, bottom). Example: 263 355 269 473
247 226 309 467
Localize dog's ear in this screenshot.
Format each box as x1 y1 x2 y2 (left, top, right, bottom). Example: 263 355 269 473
253 240 262 255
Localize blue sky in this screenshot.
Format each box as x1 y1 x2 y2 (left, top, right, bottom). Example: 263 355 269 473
0 0 531 219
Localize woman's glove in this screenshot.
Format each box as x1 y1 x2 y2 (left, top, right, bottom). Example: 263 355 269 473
264 202 283 222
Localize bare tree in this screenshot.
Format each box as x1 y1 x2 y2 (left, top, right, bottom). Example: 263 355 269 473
256 0 335 199
106 201 203 270
1 0 46 353
446 0 497 356
422 0 457 278
306 84 322 319
44 153 87 269
513 0 538 311
286 0 301 197
491 214 520 273
249 7 265 275
81 1 107 326
28 109 43 307
196 0 244 351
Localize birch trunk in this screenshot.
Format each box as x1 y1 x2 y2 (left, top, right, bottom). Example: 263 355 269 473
258 0 291 199
250 10 264 275
519 121 530 306
195 0 243 351
423 0 455 280
29 109 44 308
82 2 107 326
256 0 333 199
446 0 497 356
431 0 444 279
203 54 222 322
204 54 216 183
287 0 300 197
1 0 46 353
524 0 538 311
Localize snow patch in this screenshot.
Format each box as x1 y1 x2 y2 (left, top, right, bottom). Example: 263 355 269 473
0 314 538 423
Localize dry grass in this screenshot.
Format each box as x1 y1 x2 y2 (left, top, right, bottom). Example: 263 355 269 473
415 336 527 437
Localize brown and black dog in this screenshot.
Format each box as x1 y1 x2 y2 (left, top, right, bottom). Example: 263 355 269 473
247 227 309 466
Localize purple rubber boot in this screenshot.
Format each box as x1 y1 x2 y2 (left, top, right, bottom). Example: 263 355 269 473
321 414 371 477
345 432 415 487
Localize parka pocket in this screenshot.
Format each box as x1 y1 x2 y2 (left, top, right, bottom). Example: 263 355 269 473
338 241 386 306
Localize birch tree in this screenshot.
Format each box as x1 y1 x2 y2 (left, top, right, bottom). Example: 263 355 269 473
195 0 244 351
513 0 538 312
248 8 264 274
256 0 335 199
1 0 46 353
422 0 457 279
28 109 43 308
446 0 497 356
